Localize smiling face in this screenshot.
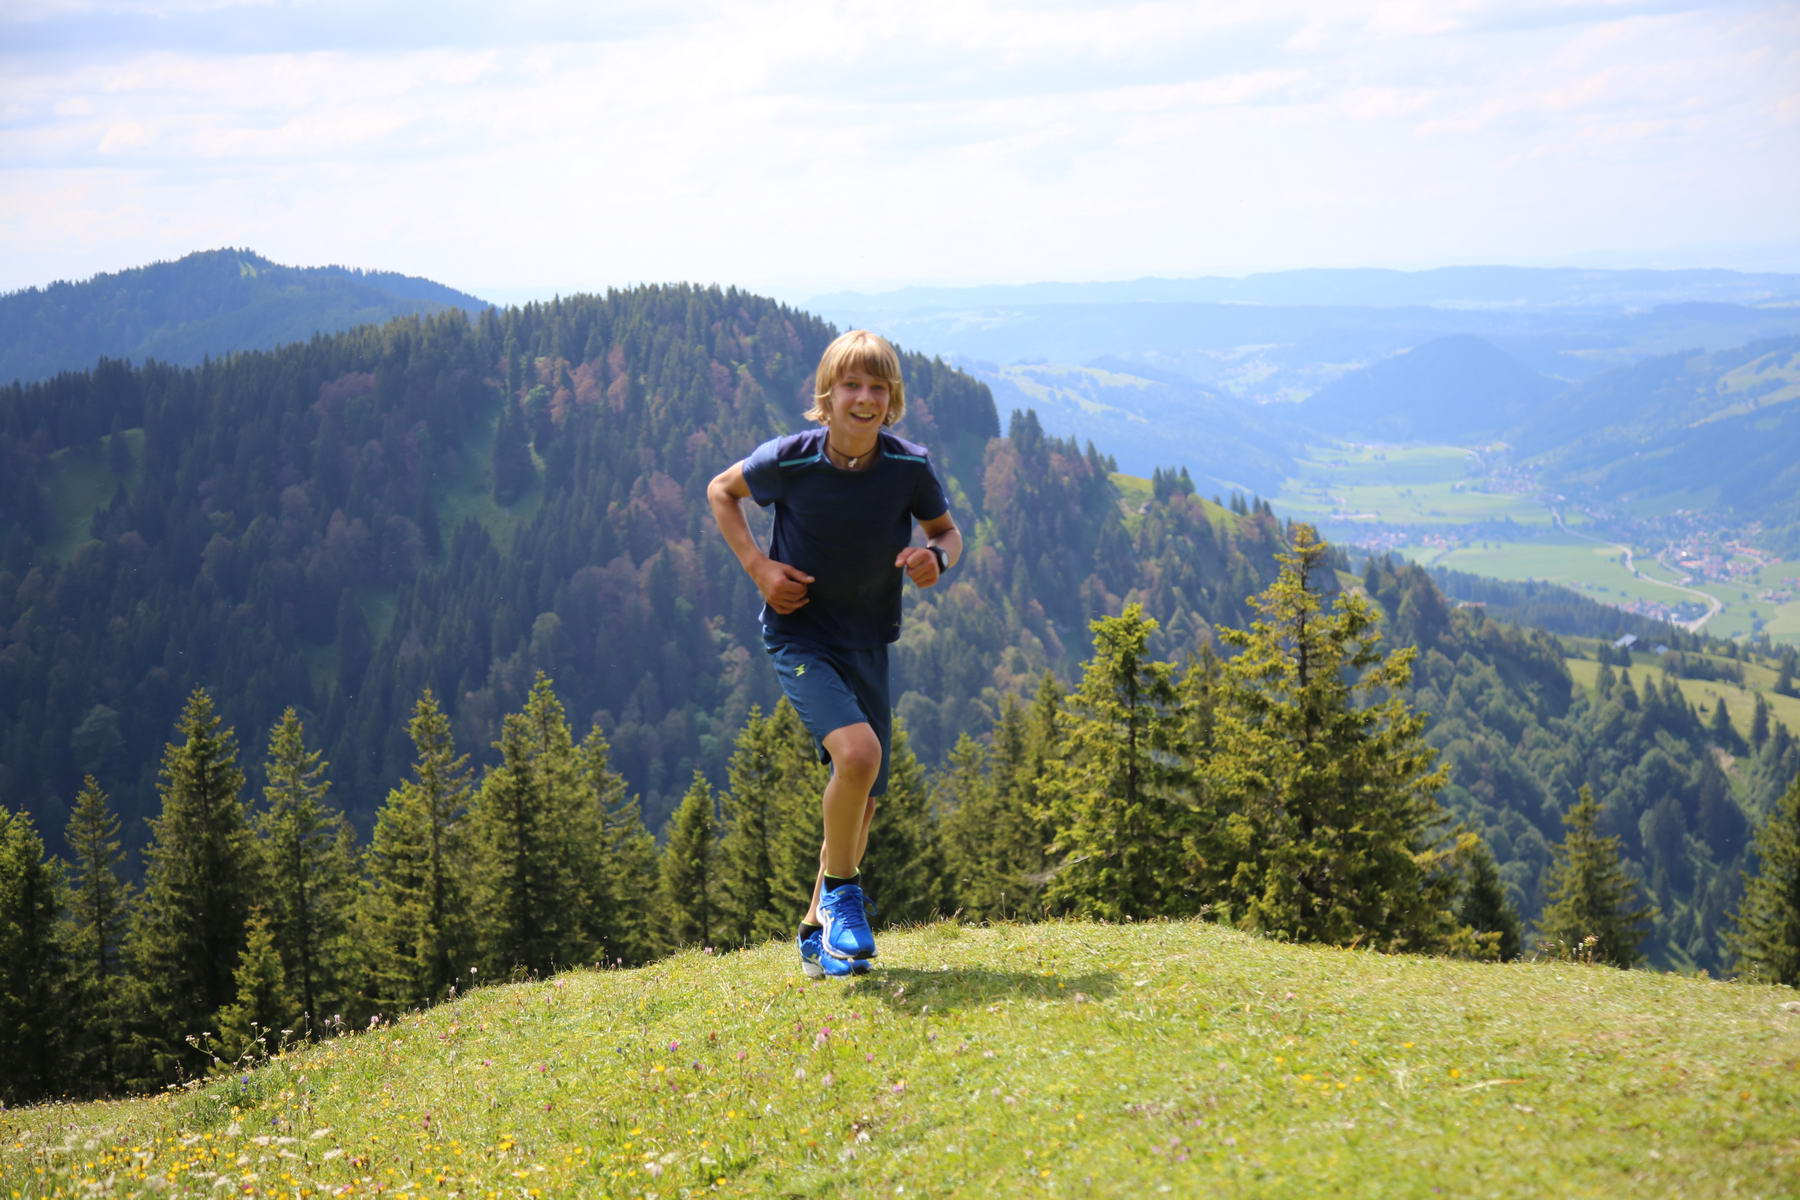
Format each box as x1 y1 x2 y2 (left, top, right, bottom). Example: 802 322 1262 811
829 368 892 444
807 329 906 430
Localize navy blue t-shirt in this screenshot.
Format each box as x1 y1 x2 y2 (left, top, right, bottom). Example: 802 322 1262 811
741 427 950 648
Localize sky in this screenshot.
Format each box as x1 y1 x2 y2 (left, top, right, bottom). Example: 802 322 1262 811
2 0 1797 304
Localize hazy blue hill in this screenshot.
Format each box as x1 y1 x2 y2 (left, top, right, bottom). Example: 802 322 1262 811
961 354 1298 492
811 265 1800 313
1518 336 1800 546
810 294 1800 408
1516 335 1800 459
1297 334 1559 442
0 247 490 384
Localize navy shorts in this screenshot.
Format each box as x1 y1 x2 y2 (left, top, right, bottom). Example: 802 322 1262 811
763 634 892 797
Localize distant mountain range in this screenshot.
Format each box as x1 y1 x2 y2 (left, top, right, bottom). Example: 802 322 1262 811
965 356 1300 493
812 266 1800 314
1299 334 1558 443
813 269 1800 414
1520 336 1800 546
0 248 490 384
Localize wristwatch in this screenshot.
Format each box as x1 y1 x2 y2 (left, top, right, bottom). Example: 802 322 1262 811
928 545 949 573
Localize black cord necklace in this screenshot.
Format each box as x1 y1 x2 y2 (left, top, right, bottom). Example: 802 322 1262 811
826 437 870 470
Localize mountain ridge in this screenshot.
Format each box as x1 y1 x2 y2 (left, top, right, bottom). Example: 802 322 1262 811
0 247 491 385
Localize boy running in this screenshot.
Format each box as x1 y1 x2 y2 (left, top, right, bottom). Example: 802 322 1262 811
707 330 962 977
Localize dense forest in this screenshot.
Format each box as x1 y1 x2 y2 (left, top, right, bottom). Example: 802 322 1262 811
3 283 1798 993
0 248 490 385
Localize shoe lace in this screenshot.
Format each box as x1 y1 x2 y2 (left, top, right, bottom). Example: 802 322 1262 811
828 884 870 935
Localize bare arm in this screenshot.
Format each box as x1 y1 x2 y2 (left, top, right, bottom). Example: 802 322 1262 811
896 510 963 589
707 462 814 613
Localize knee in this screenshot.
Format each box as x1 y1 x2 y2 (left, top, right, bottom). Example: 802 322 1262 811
830 727 883 784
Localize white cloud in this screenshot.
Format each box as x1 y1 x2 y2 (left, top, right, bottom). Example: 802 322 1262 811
1 0 1795 295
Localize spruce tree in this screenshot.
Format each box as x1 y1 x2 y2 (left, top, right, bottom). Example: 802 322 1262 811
1042 603 1195 920
1709 698 1742 751
1728 772 1800 986
1751 693 1771 751
936 732 1000 916
0 806 69 1102
940 678 1061 921
127 687 256 1084
716 702 822 946
467 674 602 975
255 709 356 1033
660 772 719 950
213 907 291 1067
582 723 661 966
1209 524 1456 950
1455 834 1524 961
360 689 474 1015
857 723 945 926
62 776 133 1093
1538 786 1652 967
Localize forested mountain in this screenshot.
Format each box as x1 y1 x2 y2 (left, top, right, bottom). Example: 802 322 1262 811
1515 336 1800 550
1299 335 1557 442
3 282 1795 983
967 357 1297 491
0 285 1299 850
0 249 490 385
1356 555 1799 973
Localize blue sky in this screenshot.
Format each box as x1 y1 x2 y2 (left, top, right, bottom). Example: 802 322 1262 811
2 0 1796 302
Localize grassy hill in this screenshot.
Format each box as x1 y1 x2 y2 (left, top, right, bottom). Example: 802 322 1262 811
7 921 1797 1198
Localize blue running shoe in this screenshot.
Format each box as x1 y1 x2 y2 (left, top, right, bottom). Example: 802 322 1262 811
819 883 877 962
799 929 855 978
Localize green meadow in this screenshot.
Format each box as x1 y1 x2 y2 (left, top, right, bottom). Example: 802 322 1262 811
1567 656 1800 741
1687 559 1800 644
1277 444 1552 529
6 922 1797 1199
1271 440 1800 642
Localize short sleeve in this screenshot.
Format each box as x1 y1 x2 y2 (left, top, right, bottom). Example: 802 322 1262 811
740 437 784 507
910 456 949 522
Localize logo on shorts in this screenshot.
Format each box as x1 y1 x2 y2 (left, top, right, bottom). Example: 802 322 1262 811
794 663 807 676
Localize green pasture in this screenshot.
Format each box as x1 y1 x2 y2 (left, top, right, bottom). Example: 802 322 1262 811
1413 539 1702 612
7 921 1797 1200
1688 559 1800 644
1278 443 1552 529
41 429 143 563
1566 657 1800 743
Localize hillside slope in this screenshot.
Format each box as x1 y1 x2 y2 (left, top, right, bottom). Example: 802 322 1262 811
0 248 490 384
1516 336 1800 548
6 920 1796 1198
1298 334 1558 442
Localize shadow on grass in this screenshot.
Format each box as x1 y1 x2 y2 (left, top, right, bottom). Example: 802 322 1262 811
844 966 1119 1012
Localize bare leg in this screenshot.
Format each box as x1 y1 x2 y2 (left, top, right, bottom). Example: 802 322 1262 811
802 723 881 925
804 796 878 925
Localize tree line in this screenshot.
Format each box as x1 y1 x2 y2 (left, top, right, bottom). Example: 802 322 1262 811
3 283 1795 988
7 524 1797 1105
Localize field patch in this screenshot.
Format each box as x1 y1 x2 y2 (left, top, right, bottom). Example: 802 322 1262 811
1278 443 1551 529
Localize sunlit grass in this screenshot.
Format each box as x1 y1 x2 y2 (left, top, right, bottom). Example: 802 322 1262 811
6 921 1798 1198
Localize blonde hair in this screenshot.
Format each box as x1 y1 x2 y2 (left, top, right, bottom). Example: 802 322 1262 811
807 329 905 426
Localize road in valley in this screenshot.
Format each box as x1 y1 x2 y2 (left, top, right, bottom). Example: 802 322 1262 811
1550 510 1724 632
